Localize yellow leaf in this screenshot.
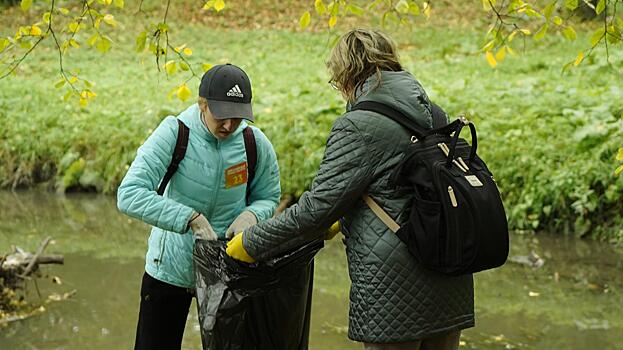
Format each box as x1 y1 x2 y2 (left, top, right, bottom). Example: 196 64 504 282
485 51 497 68
114 0 124 8
69 39 80 48
615 164 623 176
423 2 431 18
202 63 213 72
506 46 517 56
573 51 584 66
299 11 311 29
165 60 177 75
214 0 225 12
315 0 326 15
79 98 88 107
177 84 192 101
30 25 42 36
58 7 69 15
180 61 190 71
68 76 78 84
183 47 192 56
328 15 337 28
495 47 507 62
616 148 623 161
553 16 563 26
519 29 531 35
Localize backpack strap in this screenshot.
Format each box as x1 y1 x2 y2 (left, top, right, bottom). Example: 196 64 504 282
363 194 400 233
157 119 190 195
243 127 257 206
351 101 448 140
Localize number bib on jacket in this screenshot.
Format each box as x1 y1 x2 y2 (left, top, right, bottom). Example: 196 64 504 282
225 162 248 188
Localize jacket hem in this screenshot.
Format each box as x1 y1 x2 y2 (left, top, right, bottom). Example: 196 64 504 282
347 314 475 343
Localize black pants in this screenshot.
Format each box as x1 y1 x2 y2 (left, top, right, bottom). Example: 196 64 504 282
134 272 194 350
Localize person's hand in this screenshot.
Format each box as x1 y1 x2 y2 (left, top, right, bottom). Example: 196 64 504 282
226 233 256 263
225 211 257 239
188 213 218 241
325 221 341 240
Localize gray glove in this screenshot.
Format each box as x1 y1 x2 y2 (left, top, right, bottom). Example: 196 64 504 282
225 211 258 239
189 214 218 241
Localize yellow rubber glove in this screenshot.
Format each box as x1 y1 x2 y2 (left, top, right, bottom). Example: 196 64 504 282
226 232 256 263
325 221 341 240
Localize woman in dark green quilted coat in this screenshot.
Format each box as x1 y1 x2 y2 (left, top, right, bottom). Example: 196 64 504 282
227 29 474 350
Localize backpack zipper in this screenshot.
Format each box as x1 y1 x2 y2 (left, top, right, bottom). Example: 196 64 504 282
448 186 458 207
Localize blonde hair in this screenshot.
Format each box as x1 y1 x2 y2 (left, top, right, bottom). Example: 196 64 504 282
326 29 402 103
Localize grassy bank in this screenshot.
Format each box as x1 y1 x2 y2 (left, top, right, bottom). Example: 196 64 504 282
1 6 622 241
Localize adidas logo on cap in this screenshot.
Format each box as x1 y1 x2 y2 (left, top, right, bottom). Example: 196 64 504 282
226 85 244 98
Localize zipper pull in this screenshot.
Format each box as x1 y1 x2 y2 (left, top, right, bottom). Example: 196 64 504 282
448 186 458 207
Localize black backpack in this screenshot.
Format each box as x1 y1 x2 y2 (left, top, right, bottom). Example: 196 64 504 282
156 119 257 205
352 101 509 276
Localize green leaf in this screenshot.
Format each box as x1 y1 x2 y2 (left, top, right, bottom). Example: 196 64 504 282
590 28 605 46
135 31 147 52
165 60 177 75
534 24 549 40
563 26 577 40
177 84 192 101
299 11 311 29
595 0 605 15
0 38 10 52
396 0 409 13
114 0 124 8
607 25 621 44
54 79 66 89
346 4 364 15
565 0 578 10
409 2 420 15
20 0 32 11
87 33 100 46
102 14 117 27
615 164 623 176
180 61 190 71
315 0 326 15
543 2 555 19
96 36 112 53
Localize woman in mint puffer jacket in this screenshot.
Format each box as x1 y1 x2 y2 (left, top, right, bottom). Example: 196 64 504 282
117 64 281 350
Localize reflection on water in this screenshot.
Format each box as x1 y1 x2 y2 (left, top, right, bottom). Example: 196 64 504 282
1 192 622 350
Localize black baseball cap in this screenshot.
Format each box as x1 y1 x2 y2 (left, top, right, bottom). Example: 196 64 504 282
199 63 254 122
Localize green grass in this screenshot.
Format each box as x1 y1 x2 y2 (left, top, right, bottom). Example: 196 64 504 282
1 10 622 241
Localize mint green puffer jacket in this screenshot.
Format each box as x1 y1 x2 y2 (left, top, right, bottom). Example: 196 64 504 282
117 104 281 288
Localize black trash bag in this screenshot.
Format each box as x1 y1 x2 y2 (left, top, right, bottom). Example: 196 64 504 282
193 239 323 350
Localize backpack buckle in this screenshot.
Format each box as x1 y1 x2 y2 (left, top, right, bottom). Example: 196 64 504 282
459 115 470 125
411 136 419 143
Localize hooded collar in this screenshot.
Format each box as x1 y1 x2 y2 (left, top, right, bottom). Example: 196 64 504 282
178 104 248 144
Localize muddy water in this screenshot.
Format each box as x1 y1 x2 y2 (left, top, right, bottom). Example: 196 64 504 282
1 192 622 349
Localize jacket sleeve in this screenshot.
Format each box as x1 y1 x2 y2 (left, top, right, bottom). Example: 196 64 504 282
116 116 195 233
243 117 375 260
244 128 281 221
